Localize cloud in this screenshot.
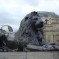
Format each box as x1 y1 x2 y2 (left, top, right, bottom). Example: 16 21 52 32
0 0 59 31
22 0 38 7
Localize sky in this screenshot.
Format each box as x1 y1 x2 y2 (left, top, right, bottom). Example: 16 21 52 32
0 0 59 31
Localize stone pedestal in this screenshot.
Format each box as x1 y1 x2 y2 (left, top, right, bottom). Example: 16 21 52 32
0 51 59 59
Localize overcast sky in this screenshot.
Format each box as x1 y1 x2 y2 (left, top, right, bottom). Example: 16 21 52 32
0 0 59 31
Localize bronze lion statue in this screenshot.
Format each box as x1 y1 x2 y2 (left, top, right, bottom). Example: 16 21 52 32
15 11 45 51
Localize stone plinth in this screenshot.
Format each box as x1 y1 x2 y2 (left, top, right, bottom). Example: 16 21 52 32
0 51 59 59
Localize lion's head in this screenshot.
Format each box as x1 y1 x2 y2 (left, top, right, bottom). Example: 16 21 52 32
30 11 43 30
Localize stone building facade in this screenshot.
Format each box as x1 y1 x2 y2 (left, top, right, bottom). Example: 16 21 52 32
43 18 59 45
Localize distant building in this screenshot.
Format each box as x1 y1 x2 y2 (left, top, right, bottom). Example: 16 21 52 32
43 18 59 45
